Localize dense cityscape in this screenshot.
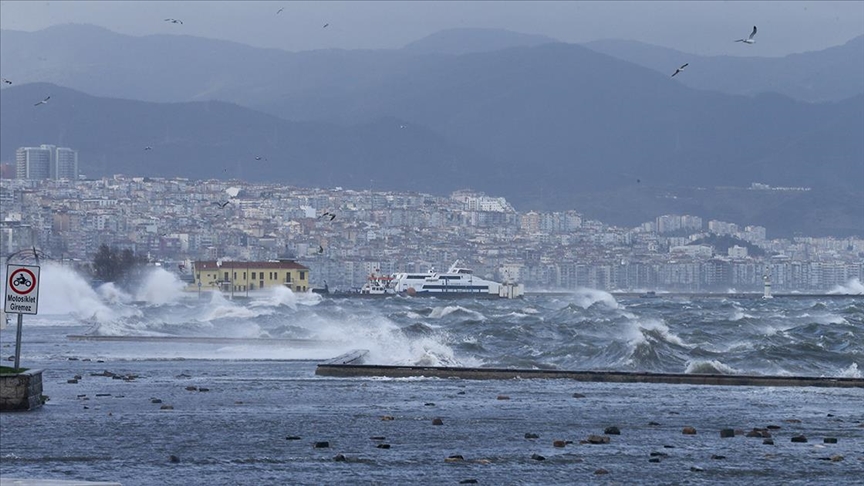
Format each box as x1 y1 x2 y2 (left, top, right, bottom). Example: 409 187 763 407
2 146 862 293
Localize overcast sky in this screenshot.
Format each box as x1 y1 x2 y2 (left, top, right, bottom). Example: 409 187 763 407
1 1 862 57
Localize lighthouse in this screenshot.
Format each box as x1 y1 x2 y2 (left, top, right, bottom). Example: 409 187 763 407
762 270 773 299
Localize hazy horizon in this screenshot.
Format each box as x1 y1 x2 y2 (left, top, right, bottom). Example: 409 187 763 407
1 1 862 57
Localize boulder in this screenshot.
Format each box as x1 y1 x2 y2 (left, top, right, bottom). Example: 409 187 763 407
285 436 302 441
594 469 609 475
791 435 808 443
185 386 198 391
831 455 844 462
682 427 697 435
572 393 586 398
445 455 464 462
381 415 395 421
333 454 346 462
314 441 330 448
763 439 774 445
432 418 444 426
160 405 174 410
720 429 735 438
168 455 180 463
497 395 510 400
587 435 610 444
604 426 621 435
690 467 704 472
649 458 661 463
824 438 838 444
524 433 539 439
553 440 566 448
711 455 726 460
459 480 479 484
648 421 661 426
376 444 391 449
531 453 545 461
424 402 435 406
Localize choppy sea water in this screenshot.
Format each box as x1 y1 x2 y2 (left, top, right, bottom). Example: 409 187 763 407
1 264 863 484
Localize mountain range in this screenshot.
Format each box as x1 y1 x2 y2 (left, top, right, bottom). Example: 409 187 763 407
1 25 862 237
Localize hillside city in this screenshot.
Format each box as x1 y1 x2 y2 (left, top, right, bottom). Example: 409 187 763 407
2 148 862 293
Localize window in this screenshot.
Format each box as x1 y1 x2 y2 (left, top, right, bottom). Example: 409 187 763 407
224 271 228 281
251 272 256 279
299 271 305 280
243 272 246 279
286 272 292 282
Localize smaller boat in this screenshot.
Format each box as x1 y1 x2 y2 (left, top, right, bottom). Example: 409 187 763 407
311 281 330 295
360 273 396 296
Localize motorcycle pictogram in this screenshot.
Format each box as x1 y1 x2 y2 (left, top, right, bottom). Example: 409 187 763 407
13 274 32 288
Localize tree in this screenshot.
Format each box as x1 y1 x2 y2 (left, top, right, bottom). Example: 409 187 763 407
92 244 118 282
91 245 149 287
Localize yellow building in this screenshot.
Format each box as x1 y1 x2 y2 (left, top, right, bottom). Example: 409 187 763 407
191 259 310 293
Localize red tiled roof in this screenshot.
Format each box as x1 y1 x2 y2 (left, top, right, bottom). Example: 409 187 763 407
194 260 309 271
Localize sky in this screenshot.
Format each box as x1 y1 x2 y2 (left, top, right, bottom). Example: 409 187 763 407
0 1 862 57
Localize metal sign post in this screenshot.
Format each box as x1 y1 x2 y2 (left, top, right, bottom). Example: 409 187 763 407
4 263 41 370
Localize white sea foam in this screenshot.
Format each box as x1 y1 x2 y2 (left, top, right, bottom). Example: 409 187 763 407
624 318 690 348
569 288 620 309
838 363 861 378
428 305 486 321
685 359 739 375
134 268 187 305
30 263 127 324
828 278 864 295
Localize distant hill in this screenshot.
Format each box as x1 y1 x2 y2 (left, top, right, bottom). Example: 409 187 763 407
1 26 862 237
584 36 864 102
403 28 558 55
0 83 493 193
258 42 863 195
3 24 860 107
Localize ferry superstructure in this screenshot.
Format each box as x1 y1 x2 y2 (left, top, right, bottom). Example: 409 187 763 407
389 261 523 298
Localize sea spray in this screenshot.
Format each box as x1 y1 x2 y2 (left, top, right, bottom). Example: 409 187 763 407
828 278 864 295
134 267 187 305
32 262 121 323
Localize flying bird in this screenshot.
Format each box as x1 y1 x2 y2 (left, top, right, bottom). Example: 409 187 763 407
255 156 267 161
34 96 50 106
671 63 688 77
735 26 757 44
322 23 329 28
1 78 11 85
164 18 183 24
317 245 324 254
276 7 284 14
213 201 231 208
319 212 336 221
144 146 153 151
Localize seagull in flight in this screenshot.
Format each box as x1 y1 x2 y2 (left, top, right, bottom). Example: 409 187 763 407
671 63 688 77
34 96 50 106
144 146 153 151
254 155 268 161
322 23 329 29
1 78 11 85
276 7 284 14
213 201 231 209
164 18 183 24
319 212 336 221
735 26 757 44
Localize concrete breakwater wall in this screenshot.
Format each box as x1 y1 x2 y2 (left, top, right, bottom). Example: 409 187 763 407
0 369 44 411
315 360 864 388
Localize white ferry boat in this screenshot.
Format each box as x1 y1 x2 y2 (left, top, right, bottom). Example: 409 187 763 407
389 261 523 299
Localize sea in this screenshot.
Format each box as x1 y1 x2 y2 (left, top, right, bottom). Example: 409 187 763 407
1 263 862 485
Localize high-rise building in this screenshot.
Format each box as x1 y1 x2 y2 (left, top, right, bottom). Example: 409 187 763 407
54 147 79 180
15 145 79 180
16 146 52 180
